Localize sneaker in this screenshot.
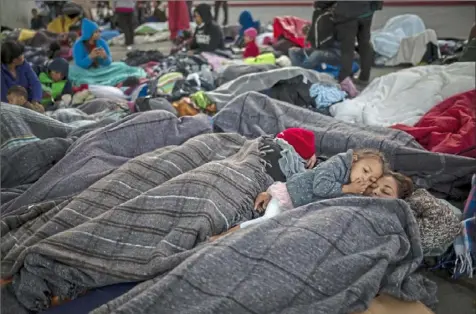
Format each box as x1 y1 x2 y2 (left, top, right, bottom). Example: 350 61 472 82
126 46 133 51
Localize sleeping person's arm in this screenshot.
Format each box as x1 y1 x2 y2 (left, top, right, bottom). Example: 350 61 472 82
311 156 346 199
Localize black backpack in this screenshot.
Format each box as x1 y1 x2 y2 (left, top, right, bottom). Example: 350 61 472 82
313 9 335 49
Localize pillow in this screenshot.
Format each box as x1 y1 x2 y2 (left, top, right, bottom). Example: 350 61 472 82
406 189 462 256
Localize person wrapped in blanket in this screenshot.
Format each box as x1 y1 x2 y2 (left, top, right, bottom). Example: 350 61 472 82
38 58 73 110
210 146 387 240
72 19 112 69
7 85 45 114
188 3 225 54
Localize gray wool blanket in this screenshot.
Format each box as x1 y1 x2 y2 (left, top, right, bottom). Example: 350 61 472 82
213 92 476 199
94 197 437 314
1 111 212 216
1 133 272 312
205 67 336 110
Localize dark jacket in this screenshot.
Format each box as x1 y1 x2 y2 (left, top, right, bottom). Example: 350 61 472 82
315 1 376 23
190 4 224 52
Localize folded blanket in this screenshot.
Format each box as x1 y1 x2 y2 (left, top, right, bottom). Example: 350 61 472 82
213 91 476 199
2 133 272 312
69 62 147 86
93 197 437 314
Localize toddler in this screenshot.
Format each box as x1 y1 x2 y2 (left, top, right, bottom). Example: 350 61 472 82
243 27 260 58
243 148 387 229
7 86 45 114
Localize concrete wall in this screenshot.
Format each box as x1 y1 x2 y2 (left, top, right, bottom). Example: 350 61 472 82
1 0 36 28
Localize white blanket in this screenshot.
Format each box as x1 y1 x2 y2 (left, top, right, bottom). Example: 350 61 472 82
329 62 476 127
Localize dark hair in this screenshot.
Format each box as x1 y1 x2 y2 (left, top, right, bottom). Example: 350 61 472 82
7 85 28 99
1 40 25 65
32 8 38 13
353 148 388 170
386 171 414 199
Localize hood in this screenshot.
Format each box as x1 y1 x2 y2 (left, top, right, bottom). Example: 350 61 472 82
239 10 254 27
80 18 99 41
48 57 69 77
194 3 213 24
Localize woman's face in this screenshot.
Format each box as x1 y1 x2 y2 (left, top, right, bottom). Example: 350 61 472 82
364 175 399 199
91 30 101 41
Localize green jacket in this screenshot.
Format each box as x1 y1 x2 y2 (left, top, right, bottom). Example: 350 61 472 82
39 72 68 105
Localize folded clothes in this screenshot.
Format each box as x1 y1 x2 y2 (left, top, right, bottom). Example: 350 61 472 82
309 83 347 108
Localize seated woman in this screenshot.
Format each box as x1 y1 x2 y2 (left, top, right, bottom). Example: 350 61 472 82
72 18 112 69
189 3 224 53
1 40 42 105
210 170 414 241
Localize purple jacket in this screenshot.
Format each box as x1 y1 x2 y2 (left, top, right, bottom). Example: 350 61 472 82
1 62 43 102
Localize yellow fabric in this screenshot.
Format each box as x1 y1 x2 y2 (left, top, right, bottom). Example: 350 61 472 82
244 53 276 65
18 29 37 42
47 15 80 34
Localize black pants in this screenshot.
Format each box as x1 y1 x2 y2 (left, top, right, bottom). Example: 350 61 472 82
214 1 228 25
116 12 135 46
335 15 373 82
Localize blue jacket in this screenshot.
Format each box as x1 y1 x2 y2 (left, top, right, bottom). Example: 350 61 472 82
73 18 112 69
1 62 43 103
238 10 260 37
285 149 353 208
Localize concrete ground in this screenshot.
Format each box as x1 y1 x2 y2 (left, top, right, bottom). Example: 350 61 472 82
110 5 476 314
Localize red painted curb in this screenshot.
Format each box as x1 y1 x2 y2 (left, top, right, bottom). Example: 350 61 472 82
225 1 475 7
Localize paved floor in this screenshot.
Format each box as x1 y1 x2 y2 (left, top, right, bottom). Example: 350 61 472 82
109 5 476 314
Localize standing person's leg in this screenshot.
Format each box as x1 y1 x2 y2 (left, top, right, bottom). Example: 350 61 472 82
187 1 193 21
335 20 358 82
222 1 228 25
126 12 135 46
356 16 373 82
214 1 221 22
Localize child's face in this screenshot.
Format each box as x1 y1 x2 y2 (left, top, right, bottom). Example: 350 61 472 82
7 94 26 106
244 35 252 44
349 157 383 184
32 10 38 17
50 70 64 82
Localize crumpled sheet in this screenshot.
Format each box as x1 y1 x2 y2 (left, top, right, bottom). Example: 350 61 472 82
329 62 476 127
213 91 476 199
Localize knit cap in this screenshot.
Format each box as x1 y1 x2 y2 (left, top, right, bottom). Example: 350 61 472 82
244 27 258 40
276 128 316 160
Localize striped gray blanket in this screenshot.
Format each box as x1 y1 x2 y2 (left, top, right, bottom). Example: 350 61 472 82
1 133 272 312
213 91 476 199
93 197 437 314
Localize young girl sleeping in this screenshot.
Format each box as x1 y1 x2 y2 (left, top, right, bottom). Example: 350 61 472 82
210 148 387 240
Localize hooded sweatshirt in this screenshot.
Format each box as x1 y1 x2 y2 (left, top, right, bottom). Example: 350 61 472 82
39 57 73 105
190 4 224 53
72 18 112 69
238 10 260 38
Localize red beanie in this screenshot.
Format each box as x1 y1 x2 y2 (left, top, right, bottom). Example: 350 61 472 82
276 128 316 160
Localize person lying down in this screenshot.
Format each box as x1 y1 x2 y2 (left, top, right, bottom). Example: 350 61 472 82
210 148 389 240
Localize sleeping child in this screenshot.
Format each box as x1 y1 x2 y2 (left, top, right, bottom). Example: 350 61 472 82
38 57 73 109
210 148 387 240
7 86 45 114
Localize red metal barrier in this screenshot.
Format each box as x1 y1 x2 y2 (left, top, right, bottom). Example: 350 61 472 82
224 1 474 7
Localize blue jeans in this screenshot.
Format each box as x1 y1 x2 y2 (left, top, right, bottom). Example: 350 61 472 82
288 47 340 69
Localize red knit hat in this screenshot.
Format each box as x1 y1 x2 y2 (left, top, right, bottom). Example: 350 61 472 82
276 128 316 160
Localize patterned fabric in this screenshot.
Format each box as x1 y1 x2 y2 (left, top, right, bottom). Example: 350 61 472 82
406 189 462 256
0 111 212 216
1 134 272 312
213 91 476 199
267 181 293 210
91 197 436 314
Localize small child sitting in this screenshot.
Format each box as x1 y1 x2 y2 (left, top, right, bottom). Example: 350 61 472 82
243 148 387 229
7 86 45 114
38 58 73 109
243 27 260 58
